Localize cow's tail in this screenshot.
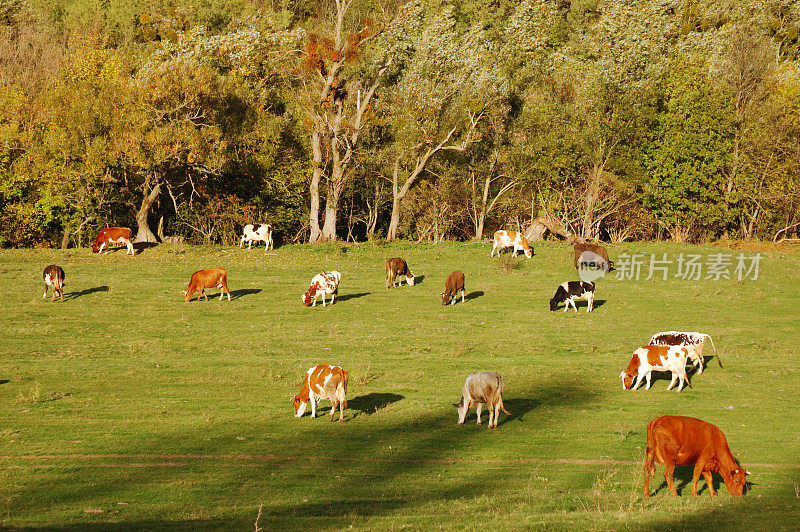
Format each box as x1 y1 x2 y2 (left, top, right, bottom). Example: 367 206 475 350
499 395 511 416
704 334 722 367
339 369 349 411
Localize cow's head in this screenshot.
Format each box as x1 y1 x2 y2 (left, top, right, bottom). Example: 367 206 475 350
301 292 313 306
549 297 560 311
452 397 468 424
91 240 101 253
723 468 749 497
292 395 307 417
406 274 415 286
441 292 451 306
620 371 635 390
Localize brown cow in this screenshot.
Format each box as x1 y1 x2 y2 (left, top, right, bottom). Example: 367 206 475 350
386 258 414 289
92 227 134 255
644 415 749 497
442 271 466 306
183 268 231 302
573 241 613 271
42 264 65 302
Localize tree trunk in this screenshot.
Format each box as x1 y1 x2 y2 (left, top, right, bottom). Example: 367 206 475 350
308 129 324 242
135 180 161 243
61 226 70 249
322 190 339 241
387 196 402 240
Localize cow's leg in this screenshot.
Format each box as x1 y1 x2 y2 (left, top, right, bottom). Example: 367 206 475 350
701 471 716 496
125 239 134 255
664 460 678 496
490 242 497 257
475 403 482 425
43 284 48 299
666 372 678 390
460 289 465 304
98 242 106 253
330 292 336 305
321 292 327 307
329 397 338 421
587 294 593 312
310 396 317 418
487 403 494 429
644 372 653 390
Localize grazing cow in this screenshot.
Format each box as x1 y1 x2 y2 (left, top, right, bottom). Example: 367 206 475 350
441 271 466 306
644 415 749 497
239 224 273 250
573 241 614 271
183 268 231 302
620 345 691 392
385 257 415 289
549 281 595 313
292 364 349 422
92 227 134 255
491 230 533 258
42 264 65 302
649 331 722 374
453 371 511 429
302 271 341 307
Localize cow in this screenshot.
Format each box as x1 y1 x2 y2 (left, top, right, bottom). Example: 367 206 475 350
386 258 415 289
42 264 65 302
302 271 341 307
649 331 722 374
620 345 691 392
491 230 533 258
442 271 466 306
644 415 749 497
183 268 231 302
549 281 595 313
573 241 614 271
92 227 134 255
292 364 349 422
453 371 511 429
239 224 273 250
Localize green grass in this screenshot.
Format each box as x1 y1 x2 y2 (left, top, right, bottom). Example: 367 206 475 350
0 240 798 530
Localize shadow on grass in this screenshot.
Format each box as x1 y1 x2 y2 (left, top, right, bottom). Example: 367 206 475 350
229 288 262 300
0 379 9 385
348 393 404 417
337 292 369 302
465 290 484 302
64 286 109 301
412 275 425 286
132 242 159 253
648 464 723 496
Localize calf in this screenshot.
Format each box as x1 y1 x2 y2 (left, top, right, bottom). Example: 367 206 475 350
491 230 533 258
549 281 595 312
644 415 749 497
42 264 65 302
441 271 466 306
620 345 691 392
292 364 349 422
302 271 341 307
92 227 134 255
385 257 415 289
183 268 231 302
239 224 273 250
573 241 614 271
453 371 511 429
649 331 722 374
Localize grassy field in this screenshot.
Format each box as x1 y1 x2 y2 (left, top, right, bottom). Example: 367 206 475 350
0 240 798 530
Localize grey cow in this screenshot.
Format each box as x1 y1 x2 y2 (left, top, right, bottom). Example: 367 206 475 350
453 371 511 429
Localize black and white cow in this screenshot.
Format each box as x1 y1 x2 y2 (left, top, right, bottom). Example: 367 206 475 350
239 224 273 250
648 331 722 373
549 281 595 313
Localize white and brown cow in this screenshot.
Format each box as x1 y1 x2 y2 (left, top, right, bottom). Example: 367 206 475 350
620 345 691 392
239 224 273 250
453 371 511 429
292 364 349 422
649 331 722 374
92 227 134 255
442 271 466 306
491 230 533 258
42 264 65 302
302 271 341 307
386 257 414 289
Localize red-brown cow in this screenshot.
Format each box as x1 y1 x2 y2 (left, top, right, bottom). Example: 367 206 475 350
442 271 466 306
42 264 65 302
386 258 414 289
183 268 231 302
292 364 349 422
644 415 749 497
92 227 134 255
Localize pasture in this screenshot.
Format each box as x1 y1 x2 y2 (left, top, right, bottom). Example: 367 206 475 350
0 241 798 530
